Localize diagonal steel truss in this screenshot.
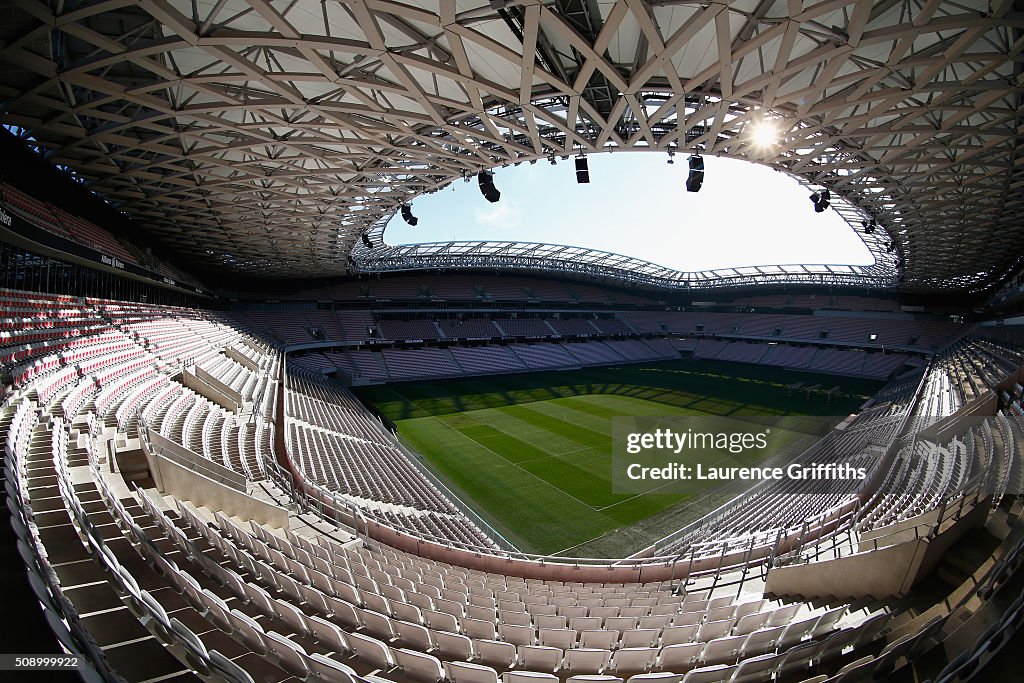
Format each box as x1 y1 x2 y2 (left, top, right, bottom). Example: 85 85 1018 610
0 0 1021 291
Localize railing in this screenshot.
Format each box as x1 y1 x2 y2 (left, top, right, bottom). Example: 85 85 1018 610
136 415 247 492
649 426 851 555
269 436 867 584
780 480 988 566
855 362 934 504
268 347 929 581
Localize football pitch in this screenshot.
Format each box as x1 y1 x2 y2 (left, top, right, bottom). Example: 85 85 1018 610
353 359 883 557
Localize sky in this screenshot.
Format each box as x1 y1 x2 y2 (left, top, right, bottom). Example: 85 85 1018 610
383 153 874 273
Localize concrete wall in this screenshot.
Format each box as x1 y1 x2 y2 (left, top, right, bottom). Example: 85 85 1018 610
859 508 941 549
919 392 998 443
225 346 260 371
765 495 990 601
195 365 244 407
296 476 857 582
916 494 992 579
183 368 241 412
766 537 928 600
241 336 268 353
149 450 288 528
144 426 246 492
998 365 1024 395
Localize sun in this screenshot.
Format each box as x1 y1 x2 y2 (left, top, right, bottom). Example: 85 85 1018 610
750 118 780 147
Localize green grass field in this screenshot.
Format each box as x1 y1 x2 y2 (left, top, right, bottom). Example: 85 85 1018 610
353 359 883 556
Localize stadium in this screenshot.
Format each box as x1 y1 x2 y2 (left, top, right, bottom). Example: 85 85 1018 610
2 1 1024 682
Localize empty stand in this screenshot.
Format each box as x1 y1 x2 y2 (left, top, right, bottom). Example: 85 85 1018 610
2 285 1022 683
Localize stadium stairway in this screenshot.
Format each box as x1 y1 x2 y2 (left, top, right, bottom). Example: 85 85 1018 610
24 411 201 681
0 403 79 678
931 528 1003 590
107 492 296 682
442 348 467 377
619 318 642 335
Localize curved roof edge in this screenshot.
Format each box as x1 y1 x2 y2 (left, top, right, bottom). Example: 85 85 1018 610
353 239 892 290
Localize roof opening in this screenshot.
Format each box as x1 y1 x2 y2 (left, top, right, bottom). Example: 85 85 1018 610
385 154 874 272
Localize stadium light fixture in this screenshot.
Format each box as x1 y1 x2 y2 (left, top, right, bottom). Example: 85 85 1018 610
478 170 501 203
685 154 704 192
400 204 418 226
809 188 830 213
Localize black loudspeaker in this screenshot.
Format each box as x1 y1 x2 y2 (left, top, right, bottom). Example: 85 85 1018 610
401 205 418 226
478 171 500 203
575 157 590 184
686 155 704 193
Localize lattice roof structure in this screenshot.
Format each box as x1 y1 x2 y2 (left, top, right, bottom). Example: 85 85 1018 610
1 0 1022 291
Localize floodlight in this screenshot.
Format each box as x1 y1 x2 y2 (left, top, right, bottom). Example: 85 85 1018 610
810 188 830 213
